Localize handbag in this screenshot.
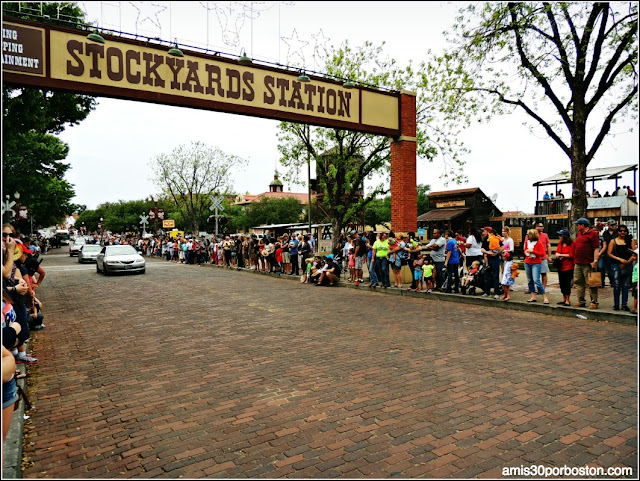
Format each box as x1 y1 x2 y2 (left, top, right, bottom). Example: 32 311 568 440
587 269 601 288
552 257 563 270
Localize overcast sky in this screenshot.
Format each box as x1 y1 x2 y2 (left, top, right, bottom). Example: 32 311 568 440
57 1 638 213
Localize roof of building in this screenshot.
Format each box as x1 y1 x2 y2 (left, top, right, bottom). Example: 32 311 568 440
417 208 471 222
428 187 479 198
533 164 638 187
235 191 311 205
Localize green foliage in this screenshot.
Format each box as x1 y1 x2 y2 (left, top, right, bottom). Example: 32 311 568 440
365 184 430 229
149 142 247 235
76 197 177 233
422 2 638 222
238 197 305 232
2 2 96 228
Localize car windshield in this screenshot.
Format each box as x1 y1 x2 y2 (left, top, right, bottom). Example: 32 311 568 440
82 245 101 252
75 239 86 244
105 245 138 256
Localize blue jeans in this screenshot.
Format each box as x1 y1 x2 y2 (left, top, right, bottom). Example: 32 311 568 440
602 257 616 287
376 257 390 287
485 256 502 295
433 261 445 289
368 257 378 285
525 263 545 295
611 263 632 307
445 263 460 293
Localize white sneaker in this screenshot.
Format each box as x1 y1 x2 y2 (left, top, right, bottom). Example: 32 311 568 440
494 295 500 300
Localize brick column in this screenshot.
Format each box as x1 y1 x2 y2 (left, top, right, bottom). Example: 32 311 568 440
390 91 417 233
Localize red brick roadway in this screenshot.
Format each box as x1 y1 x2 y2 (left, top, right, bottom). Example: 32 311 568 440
20 249 637 478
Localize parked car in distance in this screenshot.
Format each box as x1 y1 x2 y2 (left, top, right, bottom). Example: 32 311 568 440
78 244 102 263
69 237 87 256
96 245 145 275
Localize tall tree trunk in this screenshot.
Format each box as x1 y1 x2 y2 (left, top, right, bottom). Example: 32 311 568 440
331 218 343 253
570 112 588 234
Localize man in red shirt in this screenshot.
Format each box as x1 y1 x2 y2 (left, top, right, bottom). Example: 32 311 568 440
572 218 601 308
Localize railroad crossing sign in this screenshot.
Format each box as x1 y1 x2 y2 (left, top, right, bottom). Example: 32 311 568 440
139 213 149 235
210 194 225 212
2 199 16 219
209 195 225 236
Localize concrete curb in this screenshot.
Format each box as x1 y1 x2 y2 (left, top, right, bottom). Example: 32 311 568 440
3 363 27 480
202 263 637 326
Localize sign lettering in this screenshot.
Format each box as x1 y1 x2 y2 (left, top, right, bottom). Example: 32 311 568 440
436 200 466 208
3 18 400 135
2 22 44 76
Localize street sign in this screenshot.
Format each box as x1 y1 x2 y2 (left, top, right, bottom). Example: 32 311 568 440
163 219 175 228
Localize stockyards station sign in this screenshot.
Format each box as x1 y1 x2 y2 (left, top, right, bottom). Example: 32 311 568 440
3 18 401 137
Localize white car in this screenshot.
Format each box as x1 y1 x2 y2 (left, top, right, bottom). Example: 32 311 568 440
96 245 145 275
78 244 102 263
69 237 87 256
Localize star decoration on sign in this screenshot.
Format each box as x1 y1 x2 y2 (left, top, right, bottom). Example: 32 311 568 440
129 1 167 34
311 29 330 59
281 28 309 66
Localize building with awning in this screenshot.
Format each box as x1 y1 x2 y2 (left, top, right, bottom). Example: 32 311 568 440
417 188 502 238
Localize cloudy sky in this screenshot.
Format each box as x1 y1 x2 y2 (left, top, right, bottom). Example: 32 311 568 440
56 1 638 213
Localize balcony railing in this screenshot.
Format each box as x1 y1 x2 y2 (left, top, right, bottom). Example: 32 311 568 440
535 199 571 216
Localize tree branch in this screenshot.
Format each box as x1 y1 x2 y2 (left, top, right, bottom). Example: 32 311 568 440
587 84 638 162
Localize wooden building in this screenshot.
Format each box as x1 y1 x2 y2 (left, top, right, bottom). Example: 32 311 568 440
417 187 502 238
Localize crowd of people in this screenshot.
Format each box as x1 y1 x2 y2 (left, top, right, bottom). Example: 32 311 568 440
93 221 638 310
3 223 47 457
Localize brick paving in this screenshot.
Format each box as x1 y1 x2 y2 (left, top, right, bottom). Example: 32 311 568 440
19 250 637 478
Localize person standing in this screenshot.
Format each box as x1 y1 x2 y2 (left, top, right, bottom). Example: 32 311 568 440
352 232 367 285
481 227 503 299
554 229 576 306
607 224 633 311
535 222 551 290
523 228 550 304
424 229 446 290
406 232 421 291
366 232 379 288
288 234 299 277
572 218 601 309
372 232 391 288
600 219 618 288
444 230 461 293
464 227 483 271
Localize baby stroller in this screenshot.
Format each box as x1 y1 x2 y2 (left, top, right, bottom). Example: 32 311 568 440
461 264 483 295
440 264 465 292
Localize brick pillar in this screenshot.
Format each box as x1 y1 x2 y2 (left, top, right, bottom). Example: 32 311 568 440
390 91 417 233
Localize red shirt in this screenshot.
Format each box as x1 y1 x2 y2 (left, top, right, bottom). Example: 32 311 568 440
556 240 576 271
275 248 283 263
573 228 599 264
538 232 550 260
524 239 546 264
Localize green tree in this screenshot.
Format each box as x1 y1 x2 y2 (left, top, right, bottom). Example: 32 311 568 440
149 142 247 235
242 197 305 231
365 184 430 230
423 2 638 224
2 2 96 228
278 41 463 249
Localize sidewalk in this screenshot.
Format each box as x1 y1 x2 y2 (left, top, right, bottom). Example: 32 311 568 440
205 264 637 326
3 364 27 480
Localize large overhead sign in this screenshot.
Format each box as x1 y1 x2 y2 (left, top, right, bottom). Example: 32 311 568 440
2 17 401 136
